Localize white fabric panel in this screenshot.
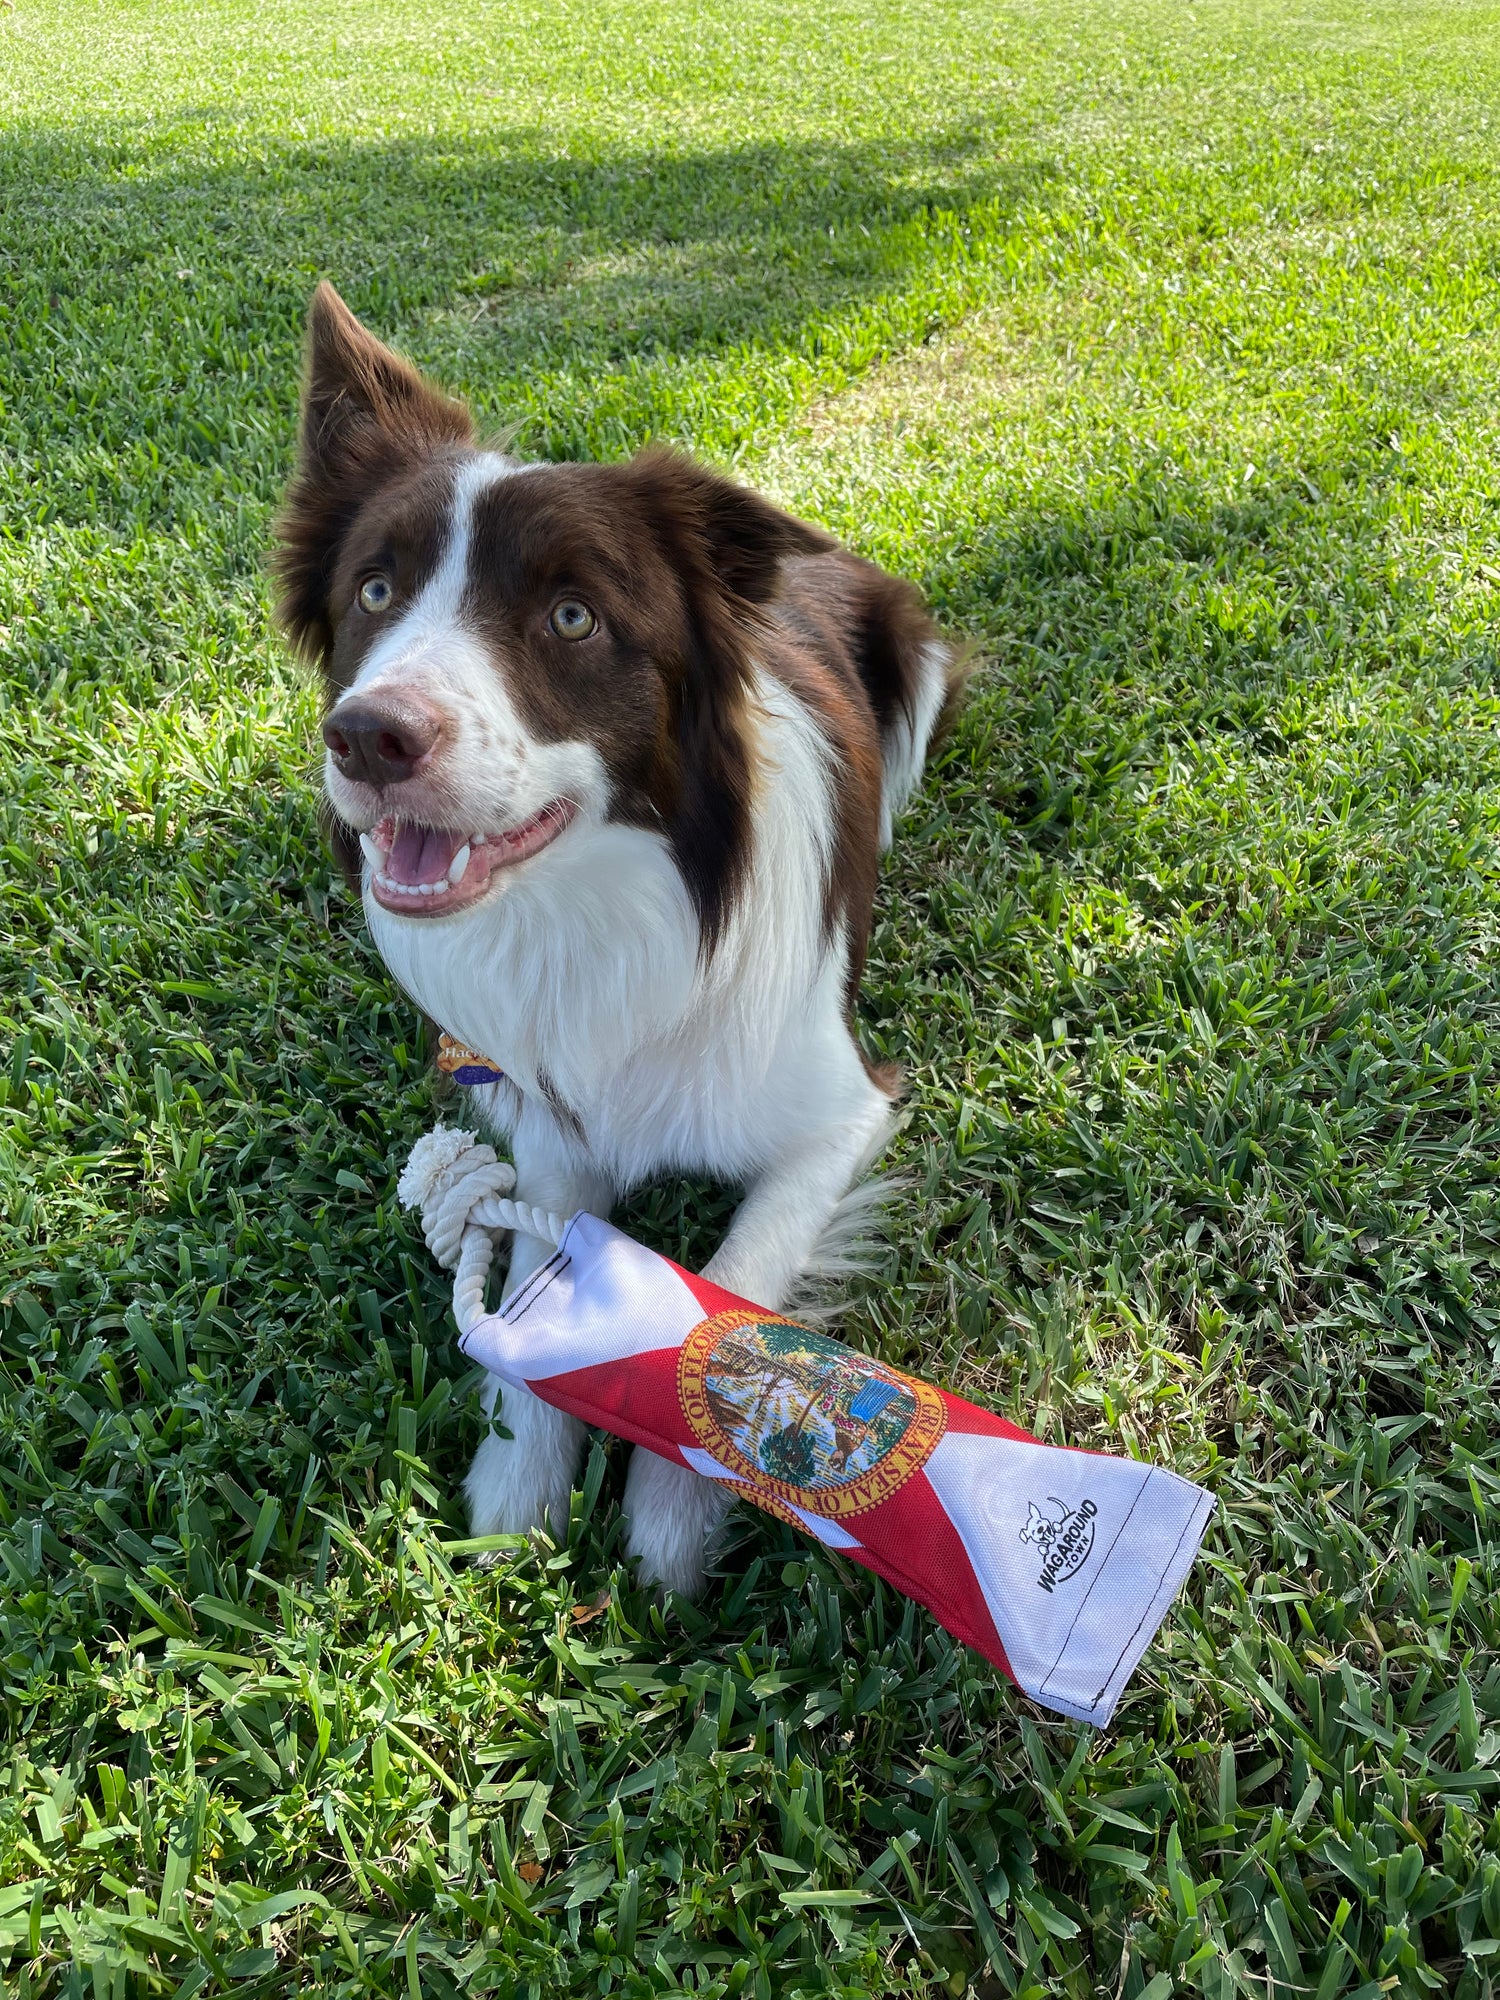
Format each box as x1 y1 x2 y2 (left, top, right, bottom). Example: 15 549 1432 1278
783 1500 864 1551
924 1430 1214 1726
460 1213 705 1383
679 1444 738 1481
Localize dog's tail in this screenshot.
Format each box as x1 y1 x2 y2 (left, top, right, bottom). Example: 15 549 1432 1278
846 574 974 847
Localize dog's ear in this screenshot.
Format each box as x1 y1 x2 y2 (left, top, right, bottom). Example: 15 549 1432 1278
298 282 471 484
275 283 472 662
626 448 835 605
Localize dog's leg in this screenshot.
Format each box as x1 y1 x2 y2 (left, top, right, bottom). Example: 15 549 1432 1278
464 1123 614 1542
696 1089 896 1307
622 1082 895 1596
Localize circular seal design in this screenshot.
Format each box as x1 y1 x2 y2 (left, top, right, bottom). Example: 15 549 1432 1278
677 1311 946 1520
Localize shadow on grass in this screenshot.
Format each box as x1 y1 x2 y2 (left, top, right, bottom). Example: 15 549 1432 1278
3 115 1054 476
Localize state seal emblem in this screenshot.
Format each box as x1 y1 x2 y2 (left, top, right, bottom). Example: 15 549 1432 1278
677 1311 946 1520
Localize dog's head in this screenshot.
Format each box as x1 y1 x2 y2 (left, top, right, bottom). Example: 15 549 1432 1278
276 283 831 947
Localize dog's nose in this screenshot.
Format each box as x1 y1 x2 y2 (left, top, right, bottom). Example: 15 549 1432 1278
322 695 443 787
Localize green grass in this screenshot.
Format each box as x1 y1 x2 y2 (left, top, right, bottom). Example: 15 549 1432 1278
4 0 1500 1991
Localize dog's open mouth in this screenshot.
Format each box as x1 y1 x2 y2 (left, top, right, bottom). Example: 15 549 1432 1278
362 800 577 917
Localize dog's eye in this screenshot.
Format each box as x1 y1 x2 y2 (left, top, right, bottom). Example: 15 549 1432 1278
548 598 597 641
358 574 393 614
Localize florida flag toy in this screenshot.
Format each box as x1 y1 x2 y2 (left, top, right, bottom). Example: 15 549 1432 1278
401 1131 1215 1727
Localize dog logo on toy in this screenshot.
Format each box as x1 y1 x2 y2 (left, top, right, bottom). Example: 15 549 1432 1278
1020 1495 1099 1591
679 1311 946 1520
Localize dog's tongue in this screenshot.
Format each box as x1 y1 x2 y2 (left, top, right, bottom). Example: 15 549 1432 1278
388 823 462 886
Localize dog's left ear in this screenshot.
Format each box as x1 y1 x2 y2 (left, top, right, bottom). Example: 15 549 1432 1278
625 449 835 605
276 283 473 663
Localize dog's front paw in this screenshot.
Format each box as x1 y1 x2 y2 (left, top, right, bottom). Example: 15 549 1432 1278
621 1447 734 1599
625 1508 711 1599
464 1420 575 1548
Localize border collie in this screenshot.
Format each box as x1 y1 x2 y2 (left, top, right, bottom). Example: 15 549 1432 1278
277 283 964 1595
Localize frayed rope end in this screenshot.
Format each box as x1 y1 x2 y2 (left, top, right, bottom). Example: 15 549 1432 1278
398 1124 494 1213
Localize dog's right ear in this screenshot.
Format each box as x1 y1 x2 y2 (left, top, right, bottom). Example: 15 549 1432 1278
298 282 472 485
275 283 472 663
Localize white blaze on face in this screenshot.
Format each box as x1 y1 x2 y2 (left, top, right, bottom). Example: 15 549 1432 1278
323 451 613 845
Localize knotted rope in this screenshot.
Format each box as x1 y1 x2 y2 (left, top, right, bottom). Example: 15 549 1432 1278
397 1125 566 1333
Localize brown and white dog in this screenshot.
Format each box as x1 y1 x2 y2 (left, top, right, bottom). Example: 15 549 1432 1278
277 283 964 1595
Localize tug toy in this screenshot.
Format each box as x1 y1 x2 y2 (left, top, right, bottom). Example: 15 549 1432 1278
400 1126 1214 1726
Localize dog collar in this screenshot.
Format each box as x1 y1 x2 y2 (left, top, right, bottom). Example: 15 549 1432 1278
436 1032 506 1088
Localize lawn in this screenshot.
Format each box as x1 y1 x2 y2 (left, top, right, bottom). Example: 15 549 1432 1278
3 0 1500 1992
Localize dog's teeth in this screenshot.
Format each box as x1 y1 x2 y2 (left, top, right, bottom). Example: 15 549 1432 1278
360 833 382 869
447 843 471 885
472 834 487 848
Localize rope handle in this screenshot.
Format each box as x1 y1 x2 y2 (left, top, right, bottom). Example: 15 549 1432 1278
397 1126 567 1333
